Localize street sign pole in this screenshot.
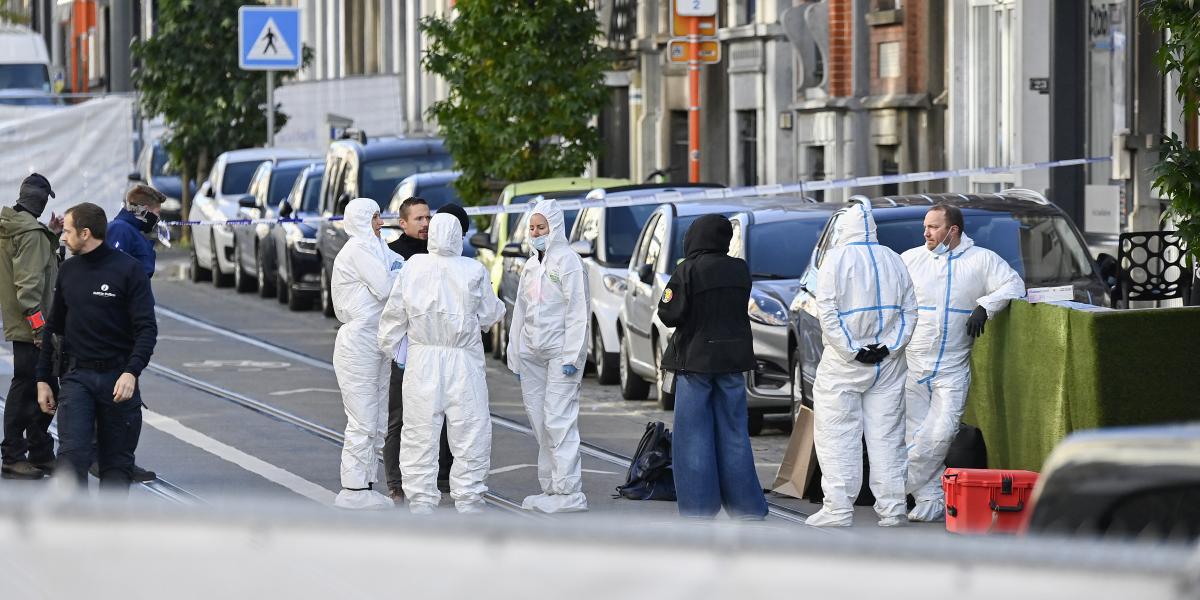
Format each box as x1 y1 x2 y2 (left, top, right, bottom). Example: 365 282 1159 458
687 16 700 183
266 70 275 147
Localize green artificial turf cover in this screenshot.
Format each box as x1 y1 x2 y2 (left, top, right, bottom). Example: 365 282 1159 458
963 301 1200 471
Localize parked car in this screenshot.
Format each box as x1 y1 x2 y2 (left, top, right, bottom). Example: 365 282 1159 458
0 25 52 96
316 135 454 317
189 147 311 286
469 177 631 296
787 190 1112 420
231 158 320 295
384 170 479 258
492 198 587 361
128 139 193 221
1024 423 1200 543
270 163 325 311
617 197 805 416
567 183 725 385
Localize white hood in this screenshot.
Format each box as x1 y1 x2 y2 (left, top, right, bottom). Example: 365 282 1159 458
427 212 463 257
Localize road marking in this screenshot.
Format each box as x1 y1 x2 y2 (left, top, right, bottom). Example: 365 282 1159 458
268 388 341 396
158 334 214 343
489 463 620 476
142 410 336 506
182 359 292 370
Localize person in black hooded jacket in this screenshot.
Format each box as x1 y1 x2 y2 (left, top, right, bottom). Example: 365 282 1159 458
658 213 768 520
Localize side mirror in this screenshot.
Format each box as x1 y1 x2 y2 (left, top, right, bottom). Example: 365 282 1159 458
236 194 257 208
570 240 594 258
501 242 524 258
128 171 143 182
470 231 495 252
1096 252 1119 288
637 263 654 285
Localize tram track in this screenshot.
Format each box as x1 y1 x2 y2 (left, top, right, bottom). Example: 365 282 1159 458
155 305 811 525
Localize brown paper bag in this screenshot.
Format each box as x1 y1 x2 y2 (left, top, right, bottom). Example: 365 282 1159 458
769 405 817 499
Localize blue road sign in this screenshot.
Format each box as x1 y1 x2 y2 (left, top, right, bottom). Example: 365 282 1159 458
239 6 302 71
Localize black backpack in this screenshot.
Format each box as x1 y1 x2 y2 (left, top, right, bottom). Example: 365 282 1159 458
615 421 677 501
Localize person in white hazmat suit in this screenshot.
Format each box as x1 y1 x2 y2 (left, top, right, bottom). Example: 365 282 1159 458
506 199 590 513
901 204 1024 522
331 198 404 510
378 213 506 515
808 201 918 527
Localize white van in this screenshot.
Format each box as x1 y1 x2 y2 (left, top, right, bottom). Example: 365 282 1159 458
0 25 53 100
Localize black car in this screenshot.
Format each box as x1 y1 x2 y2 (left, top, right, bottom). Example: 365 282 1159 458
316 135 454 317
787 190 1111 419
232 158 319 295
269 163 325 311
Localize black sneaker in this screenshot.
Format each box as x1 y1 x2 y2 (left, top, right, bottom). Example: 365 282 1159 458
2 461 47 480
131 465 156 482
30 459 56 475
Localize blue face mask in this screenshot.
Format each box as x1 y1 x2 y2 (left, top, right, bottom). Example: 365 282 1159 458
930 228 954 256
532 234 547 252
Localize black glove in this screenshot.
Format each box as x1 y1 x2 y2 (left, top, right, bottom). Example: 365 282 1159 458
868 344 890 363
966 306 988 338
854 348 876 365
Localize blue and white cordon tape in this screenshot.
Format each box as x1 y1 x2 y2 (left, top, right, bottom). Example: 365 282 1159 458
162 156 1111 227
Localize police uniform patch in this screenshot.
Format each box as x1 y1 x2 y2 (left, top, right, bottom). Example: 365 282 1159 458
662 288 674 303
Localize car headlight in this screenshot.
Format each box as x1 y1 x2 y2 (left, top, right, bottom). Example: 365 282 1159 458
294 239 318 254
602 274 627 294
748 290 788 326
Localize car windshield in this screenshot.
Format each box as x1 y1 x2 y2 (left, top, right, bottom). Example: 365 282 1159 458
418 182 461 211
0 64 50 91
150 144 176 176
872 211 1095 285
747 219 825 279
361 154 454 203
605 204 658 265
222 160 267 195
300 173 324 213
269 168 305 206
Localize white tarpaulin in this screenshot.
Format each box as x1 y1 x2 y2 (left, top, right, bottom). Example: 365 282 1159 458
274 75 405 153
0 95 134 219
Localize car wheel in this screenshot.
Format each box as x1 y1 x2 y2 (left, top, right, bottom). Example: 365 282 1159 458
320 265 335 317
190 243 211 283
257 244 276 298
654 342 675 411
618 330 650 401
277 272 289 304
233 242 256 293
212 233 233 288
593 325 619 385
747 409 765 437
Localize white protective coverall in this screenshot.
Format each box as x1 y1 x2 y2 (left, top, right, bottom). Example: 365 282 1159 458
505 199 590 513
901 232 1024 521
809 202 918 527
378 213 506 514
331 198 402 510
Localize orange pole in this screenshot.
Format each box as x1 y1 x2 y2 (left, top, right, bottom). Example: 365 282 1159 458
687 16 700 183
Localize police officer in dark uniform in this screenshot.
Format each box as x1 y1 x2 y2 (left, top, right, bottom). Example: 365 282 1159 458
36 203 157 491
658 214 768 520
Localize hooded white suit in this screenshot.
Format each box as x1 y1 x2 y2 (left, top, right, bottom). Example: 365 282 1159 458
332 198 402 510
506 199 590 513
379 213 506 514
809 202 918 527
901 231 1023 521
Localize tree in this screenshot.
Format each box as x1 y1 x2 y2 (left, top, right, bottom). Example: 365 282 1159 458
132 0 310 242
422 0 611 204
0 1 30 24
1147 0 1200 262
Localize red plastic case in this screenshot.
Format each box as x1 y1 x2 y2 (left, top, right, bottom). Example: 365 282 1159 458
942 468 1038 534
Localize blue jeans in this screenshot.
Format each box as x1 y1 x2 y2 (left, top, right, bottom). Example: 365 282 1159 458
56 368 143 491
673 372 768 519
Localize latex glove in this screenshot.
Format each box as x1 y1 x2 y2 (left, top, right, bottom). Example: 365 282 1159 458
966 306 988 338
562 365 578 376
867 344 890 363
396 363 405 370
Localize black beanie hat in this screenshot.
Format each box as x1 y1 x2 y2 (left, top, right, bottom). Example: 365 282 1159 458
17 173 55 217
437 203 471 236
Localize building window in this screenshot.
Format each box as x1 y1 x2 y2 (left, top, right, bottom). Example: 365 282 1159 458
737 110 758 186
879 146 899 196
805 145 826 202
878 41 901 79
743 0 756 25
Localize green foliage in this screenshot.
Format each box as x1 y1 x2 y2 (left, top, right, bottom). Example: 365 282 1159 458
1147 0 1200 259
132 0 311 239
421 0 611 204
0 1 29 24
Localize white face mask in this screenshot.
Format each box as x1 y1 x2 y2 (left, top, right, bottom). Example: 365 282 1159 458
532 234 547 252
930 228 954 256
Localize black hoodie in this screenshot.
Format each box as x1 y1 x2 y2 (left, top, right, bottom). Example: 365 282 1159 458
658 214 755 373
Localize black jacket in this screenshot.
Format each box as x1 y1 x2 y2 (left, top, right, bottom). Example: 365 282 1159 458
36 243 157 382
658 214 755 374
388 234 427 260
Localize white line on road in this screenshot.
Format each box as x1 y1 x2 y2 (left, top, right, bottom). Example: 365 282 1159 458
269 388 341 396
158 334 214 342
142 410 336 506
489 463 620 476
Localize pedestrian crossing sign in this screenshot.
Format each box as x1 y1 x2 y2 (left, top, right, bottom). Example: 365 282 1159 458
239 6 302 71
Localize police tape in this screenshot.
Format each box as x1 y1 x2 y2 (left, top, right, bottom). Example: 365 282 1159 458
161 156 1112 227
